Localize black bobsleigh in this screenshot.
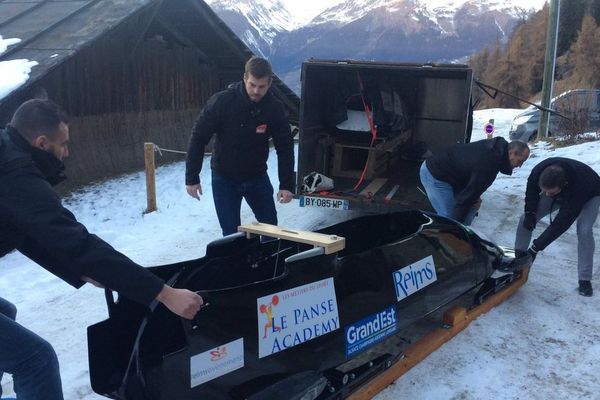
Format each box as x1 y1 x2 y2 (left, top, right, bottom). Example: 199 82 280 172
87 211 523 400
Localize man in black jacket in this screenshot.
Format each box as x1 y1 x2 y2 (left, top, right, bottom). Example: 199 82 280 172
185 56 294 235
420 137 530 225
514 157 600 296
0 99 203 399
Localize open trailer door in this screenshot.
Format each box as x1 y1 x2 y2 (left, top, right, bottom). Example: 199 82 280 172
297 60 473 214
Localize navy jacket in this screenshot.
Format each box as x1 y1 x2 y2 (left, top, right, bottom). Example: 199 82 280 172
525 157 600 250
185 81 295 191
425 137 513 222
0 126 164 306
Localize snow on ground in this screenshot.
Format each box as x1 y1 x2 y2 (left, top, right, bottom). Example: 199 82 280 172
1 108 599 399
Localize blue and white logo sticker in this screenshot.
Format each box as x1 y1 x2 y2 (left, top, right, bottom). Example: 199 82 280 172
345 306 398 357
392 255 437 302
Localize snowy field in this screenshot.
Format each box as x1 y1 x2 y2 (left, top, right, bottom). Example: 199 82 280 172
1 108 599 399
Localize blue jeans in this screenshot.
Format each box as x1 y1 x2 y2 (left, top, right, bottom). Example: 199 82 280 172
0 297 63 400
419 162 475 225
212 172 277 236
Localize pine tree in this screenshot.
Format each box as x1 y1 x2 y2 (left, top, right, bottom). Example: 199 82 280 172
558 0 587 56
569 15 600 87
591 0 600 26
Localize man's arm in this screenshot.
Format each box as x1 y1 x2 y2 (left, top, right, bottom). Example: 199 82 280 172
524 166 542 213
3 176 199 313
453 168 496 222
533 201 581 251
270 106 295 193
185 94 221 187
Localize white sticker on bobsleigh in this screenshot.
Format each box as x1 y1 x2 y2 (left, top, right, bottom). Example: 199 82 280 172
190 338 244 388
257 278 340 359
393 255 437 301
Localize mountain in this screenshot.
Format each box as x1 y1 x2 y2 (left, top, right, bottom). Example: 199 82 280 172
205 0 294 57
205 0 545 91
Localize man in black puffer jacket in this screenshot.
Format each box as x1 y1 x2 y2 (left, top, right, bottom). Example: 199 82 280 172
420 137 530 225
0 99 203 399
185 56 294 235
514 157 600 297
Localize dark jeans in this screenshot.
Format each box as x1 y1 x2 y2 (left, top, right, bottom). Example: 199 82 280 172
212 171 277 236
0 297 63 400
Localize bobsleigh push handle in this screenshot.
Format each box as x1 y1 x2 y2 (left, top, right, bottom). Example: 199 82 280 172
183 291 210 335
104 289 116 318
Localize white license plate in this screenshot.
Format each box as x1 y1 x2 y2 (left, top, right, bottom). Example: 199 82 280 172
299 196 349 210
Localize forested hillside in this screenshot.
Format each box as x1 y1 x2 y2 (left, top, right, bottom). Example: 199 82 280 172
470 0 600 109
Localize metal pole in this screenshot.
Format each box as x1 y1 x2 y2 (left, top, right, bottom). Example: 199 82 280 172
539 0 560 138
144 142 157 213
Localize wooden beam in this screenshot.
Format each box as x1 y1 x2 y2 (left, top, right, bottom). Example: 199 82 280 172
359 178 388 197
348 268 530 400
238 223 345 254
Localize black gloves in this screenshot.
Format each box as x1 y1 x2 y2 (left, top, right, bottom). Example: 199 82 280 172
527 244 538 262
500 244 539 273
523 211 537 231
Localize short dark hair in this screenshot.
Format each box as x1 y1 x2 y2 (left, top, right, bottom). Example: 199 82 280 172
508 140 529 155
539 164 567 189
10 99 68 142
244 56 272 80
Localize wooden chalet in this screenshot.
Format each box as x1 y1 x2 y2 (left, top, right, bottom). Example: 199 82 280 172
0 0 299 188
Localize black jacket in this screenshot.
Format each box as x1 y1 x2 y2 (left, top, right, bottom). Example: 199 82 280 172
185 81 295 191
425 137 513 222
525 157 600 251
0 126 164 306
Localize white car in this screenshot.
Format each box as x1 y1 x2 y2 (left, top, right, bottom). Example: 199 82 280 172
509 89 600 142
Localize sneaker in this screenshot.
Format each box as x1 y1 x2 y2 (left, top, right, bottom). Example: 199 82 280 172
578 280 593 297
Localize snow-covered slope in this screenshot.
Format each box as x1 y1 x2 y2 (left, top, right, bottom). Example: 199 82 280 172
205 0 293 56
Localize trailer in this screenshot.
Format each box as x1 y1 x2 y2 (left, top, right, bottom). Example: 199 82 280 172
296 60 474 213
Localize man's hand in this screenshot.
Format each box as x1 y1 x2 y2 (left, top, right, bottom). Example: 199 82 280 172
277 190 293 203
186 183 203 200
523 211 536 231
156 285 204 320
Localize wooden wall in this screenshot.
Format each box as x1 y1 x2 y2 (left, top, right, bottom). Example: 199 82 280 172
7 13 226 190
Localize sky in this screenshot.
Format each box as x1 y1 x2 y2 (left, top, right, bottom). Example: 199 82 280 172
1 108 599 399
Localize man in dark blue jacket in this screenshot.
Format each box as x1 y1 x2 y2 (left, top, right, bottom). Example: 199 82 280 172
0 99 203 399
420 137 530 224
185 56 294 235
515 157 600 296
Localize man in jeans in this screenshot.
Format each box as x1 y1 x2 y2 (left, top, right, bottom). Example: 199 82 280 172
0 99 204 399
185 56 294 235
514 157 600 297
420 138 530 225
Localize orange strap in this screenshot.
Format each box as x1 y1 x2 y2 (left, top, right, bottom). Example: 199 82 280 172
351 72 378 192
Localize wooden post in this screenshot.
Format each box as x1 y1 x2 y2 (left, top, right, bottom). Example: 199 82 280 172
144 142 157 213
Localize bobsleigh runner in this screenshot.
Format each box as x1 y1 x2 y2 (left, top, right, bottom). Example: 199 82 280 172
87 211 531 400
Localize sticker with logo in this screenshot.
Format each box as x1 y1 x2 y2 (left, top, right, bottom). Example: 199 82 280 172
257 277 340 358
190 338 244 388
256 124 267 134
392 255 437 302
345 305 398 357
